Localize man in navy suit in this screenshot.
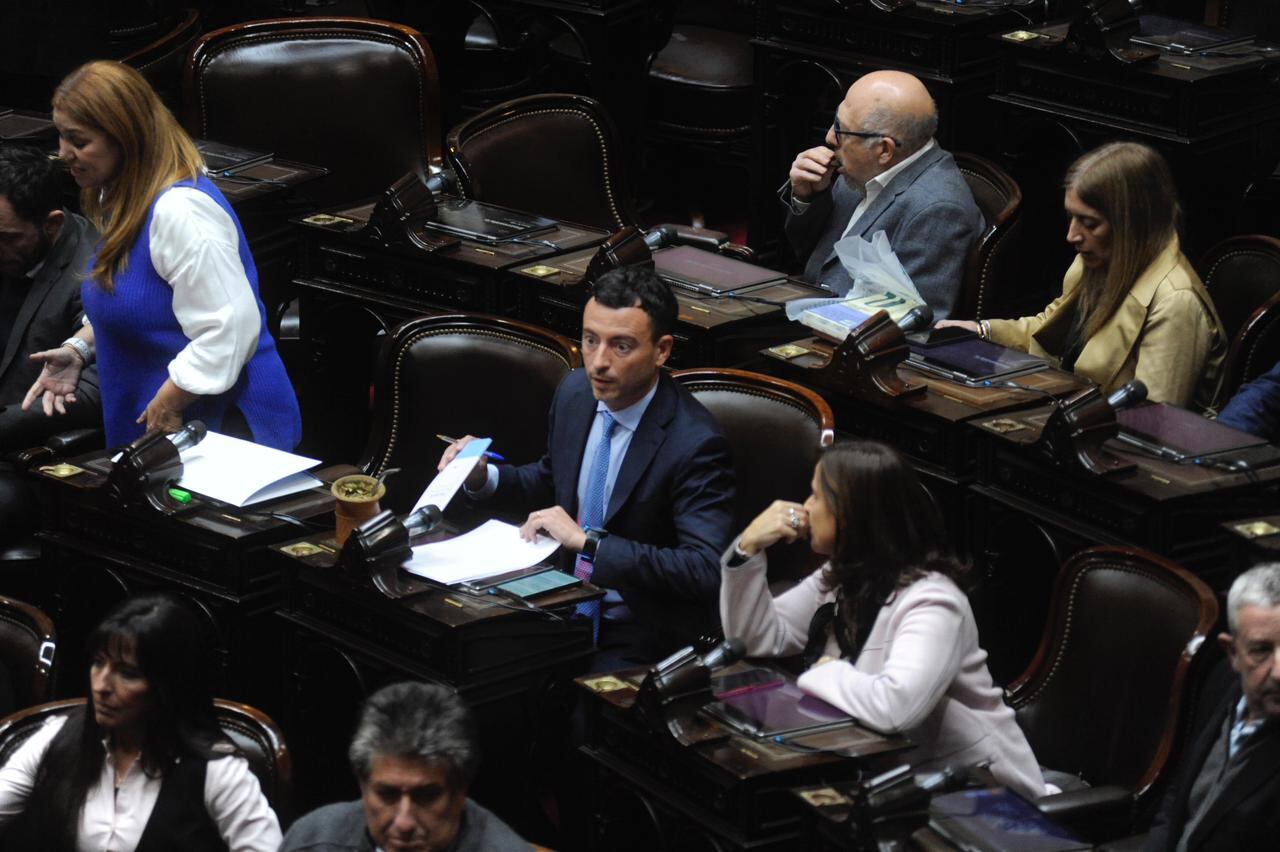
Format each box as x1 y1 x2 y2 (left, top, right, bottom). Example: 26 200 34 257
1217 361 1280 442
440 267 736 663
781 70 984 320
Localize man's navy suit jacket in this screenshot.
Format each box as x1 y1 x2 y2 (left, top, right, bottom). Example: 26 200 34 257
491 369 736 650
783 144 984 321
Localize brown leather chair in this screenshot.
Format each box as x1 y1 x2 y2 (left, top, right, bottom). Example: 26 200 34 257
0 597 55 712
0 698 292 814
1008 546 1217 833
446 92 749 256
647 11 754 147
1224 291 1280 400
360 314 582 514
671 368 834 586
184 17 441 206
1198 235 1280 398
122 7 202 113
954 152 1025 321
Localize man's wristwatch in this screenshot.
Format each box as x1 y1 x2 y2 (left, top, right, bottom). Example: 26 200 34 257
582 527 608 563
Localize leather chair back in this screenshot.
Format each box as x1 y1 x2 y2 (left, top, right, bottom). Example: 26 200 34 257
0 698 291 815
0 597 55 712
954 152 1024 320
123 8 202 113
185 17 441 206
1199 235 1280 398
1007 546 1217 802
446 92 638 232
671 368 834 585
1225 291 1280 398
361 314 582 514
1200 234 1280 344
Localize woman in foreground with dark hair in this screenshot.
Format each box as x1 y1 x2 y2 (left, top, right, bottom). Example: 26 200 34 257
720 441 1047 799
0 594 281 851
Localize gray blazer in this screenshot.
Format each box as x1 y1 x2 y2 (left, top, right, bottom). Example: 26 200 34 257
0 211 102 452
782 145 984 321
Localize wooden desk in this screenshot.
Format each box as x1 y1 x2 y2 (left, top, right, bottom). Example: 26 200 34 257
578 666 908 851
267 528 595 825
28 451 341 707
289 200 607 460
512 247 826 368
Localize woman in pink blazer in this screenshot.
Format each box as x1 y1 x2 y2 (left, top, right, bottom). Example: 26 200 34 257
719 441 1048 800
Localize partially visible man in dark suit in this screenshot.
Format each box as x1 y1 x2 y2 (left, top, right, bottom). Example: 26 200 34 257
0 146 100 543
781 70 984 320
440 267 736 665
1143 562 1280 851
1216 360 1280 442
0 145 100 451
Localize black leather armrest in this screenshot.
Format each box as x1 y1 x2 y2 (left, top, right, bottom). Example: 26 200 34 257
1037 785 1133 842
44 428 103 455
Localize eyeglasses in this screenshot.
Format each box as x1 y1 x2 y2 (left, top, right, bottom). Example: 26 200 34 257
831 115 899 146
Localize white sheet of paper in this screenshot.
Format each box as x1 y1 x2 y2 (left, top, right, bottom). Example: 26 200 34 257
413 437 492 512
402 519 560 585
178 431 321 507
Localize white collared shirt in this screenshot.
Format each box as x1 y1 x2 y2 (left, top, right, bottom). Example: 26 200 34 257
0 716 282 852
840 138 936 239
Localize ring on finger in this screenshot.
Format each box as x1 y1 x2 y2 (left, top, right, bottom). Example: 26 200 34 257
788 508 800 530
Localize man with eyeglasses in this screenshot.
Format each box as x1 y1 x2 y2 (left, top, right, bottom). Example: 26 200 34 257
437 266 735 667
781 70 983 320
1141 563 1280 850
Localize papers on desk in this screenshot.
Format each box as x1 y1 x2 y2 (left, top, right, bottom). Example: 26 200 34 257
178 431 321 507
403 520 560 586
413 438 491 512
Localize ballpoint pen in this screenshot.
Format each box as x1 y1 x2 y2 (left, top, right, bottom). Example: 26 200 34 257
436 434 506 463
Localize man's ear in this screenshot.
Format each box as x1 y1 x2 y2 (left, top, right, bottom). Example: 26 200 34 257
654 334 673 367
42 209 65 240
1218 631 1239 670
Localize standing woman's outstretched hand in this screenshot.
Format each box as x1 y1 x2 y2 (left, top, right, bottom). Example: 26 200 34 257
22 346 84 416
738 499 809 556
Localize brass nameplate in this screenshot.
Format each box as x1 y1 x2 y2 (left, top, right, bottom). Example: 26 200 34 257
582 675 631 694
38 463 85 478
302 213 354 227
985 418 1028 434
1232 520 1280 539
279 541 329 558
768 343 811 360
798 787 851 807
522 264 561 278
1003 30 1041 42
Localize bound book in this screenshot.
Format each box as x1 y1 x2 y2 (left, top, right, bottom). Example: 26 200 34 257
796 292 918 341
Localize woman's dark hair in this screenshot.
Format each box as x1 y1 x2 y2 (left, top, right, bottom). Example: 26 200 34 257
816 442 966 649
23 594 227 851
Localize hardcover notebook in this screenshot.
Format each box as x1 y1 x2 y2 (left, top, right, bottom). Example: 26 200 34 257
654 245 786 294
422 198 558 244
703 681 855 739
907 338 1048 386
930 788 1090 852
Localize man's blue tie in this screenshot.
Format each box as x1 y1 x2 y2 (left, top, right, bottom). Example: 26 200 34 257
575 411 616 641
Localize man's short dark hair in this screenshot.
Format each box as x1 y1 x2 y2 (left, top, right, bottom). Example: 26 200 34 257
0 146 63 224
348 682 479 790
591 266 679 341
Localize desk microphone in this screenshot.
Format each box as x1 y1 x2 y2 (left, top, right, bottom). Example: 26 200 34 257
166 420 207 454
1106 379 1148 411
895 305 933 333
422 169 457 197
700 637 747 671
642 224 678 251
404 504 444 539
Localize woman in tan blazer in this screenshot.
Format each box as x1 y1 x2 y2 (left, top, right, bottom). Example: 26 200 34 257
939 142 1225 411
720 442 1048 800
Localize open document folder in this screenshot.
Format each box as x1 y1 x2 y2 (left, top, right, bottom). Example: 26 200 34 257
177 431 321 507
403 520 560 586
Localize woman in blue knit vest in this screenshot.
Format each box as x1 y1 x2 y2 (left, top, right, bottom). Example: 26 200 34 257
21 61 301 451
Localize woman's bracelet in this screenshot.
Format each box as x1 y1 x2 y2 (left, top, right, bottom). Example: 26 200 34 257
61 337 93 366
977 320 991 340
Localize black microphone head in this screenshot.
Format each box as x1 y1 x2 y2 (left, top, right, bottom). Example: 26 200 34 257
423 169 457 196
167 420 207 453
702 637 747 670
1106 379 1148 410
895 304 934 334
641 224 677 251
404 504 444 538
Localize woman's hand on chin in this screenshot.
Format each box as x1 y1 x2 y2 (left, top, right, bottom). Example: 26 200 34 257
739 499 808 556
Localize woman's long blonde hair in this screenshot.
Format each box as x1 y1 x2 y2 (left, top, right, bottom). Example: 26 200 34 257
52 61 204 292
1066 142 1180 341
